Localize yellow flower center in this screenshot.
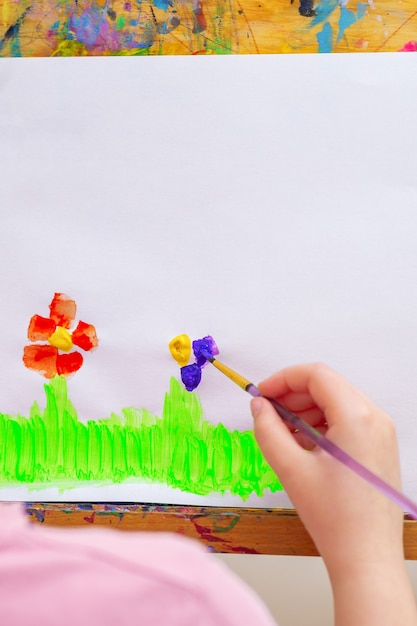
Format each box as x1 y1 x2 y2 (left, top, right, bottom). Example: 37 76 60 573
48 326 73 352
169 334 191 367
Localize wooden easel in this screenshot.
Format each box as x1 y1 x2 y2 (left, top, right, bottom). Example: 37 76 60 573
26 504 417 558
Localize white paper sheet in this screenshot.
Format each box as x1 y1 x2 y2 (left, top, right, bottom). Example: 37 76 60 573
1 53 417 507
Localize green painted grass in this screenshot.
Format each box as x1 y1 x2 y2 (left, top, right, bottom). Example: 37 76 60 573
0 376 282 499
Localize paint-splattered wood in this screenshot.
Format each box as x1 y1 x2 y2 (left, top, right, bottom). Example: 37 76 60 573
25 504 417 558
0 0 416 57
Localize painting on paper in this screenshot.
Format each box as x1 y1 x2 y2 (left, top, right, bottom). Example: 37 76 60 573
0 293 281 505
0 0 416 56
2 54 417 510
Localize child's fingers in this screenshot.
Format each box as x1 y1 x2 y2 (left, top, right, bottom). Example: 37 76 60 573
276 391 317 413
251 396 309 478
294 407 327 428
292 424 328 450
259 363 373 427
281 407 327 433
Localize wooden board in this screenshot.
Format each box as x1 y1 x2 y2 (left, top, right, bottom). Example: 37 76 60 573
0 0 416 56
25 503 417 558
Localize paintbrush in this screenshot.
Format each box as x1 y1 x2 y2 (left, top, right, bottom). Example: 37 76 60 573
203 353 417 520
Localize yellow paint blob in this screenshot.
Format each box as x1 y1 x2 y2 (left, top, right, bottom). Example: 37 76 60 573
169 334 191 367
48 326 73 352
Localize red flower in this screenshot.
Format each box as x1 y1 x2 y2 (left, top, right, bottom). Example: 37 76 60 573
23 293 98 378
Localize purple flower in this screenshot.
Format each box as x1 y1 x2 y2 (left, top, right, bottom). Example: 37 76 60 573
170 334 219 393
180 363 202 391
192 335 219 367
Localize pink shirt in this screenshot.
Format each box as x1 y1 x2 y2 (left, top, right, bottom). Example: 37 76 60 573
0 503 276 625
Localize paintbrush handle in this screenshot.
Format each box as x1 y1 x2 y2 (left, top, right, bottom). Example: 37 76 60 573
246 383 417 520
207 357 417 518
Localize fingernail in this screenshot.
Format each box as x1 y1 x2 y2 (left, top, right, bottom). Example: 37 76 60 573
251 397 264 417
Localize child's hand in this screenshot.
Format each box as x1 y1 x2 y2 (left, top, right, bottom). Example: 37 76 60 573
250 363 403 576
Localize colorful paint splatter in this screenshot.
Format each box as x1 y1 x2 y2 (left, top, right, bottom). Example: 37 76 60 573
170 334 219 391
0 0 416 56
23 293 98 378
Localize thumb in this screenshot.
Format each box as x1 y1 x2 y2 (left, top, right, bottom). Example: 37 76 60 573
250 396 308 481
